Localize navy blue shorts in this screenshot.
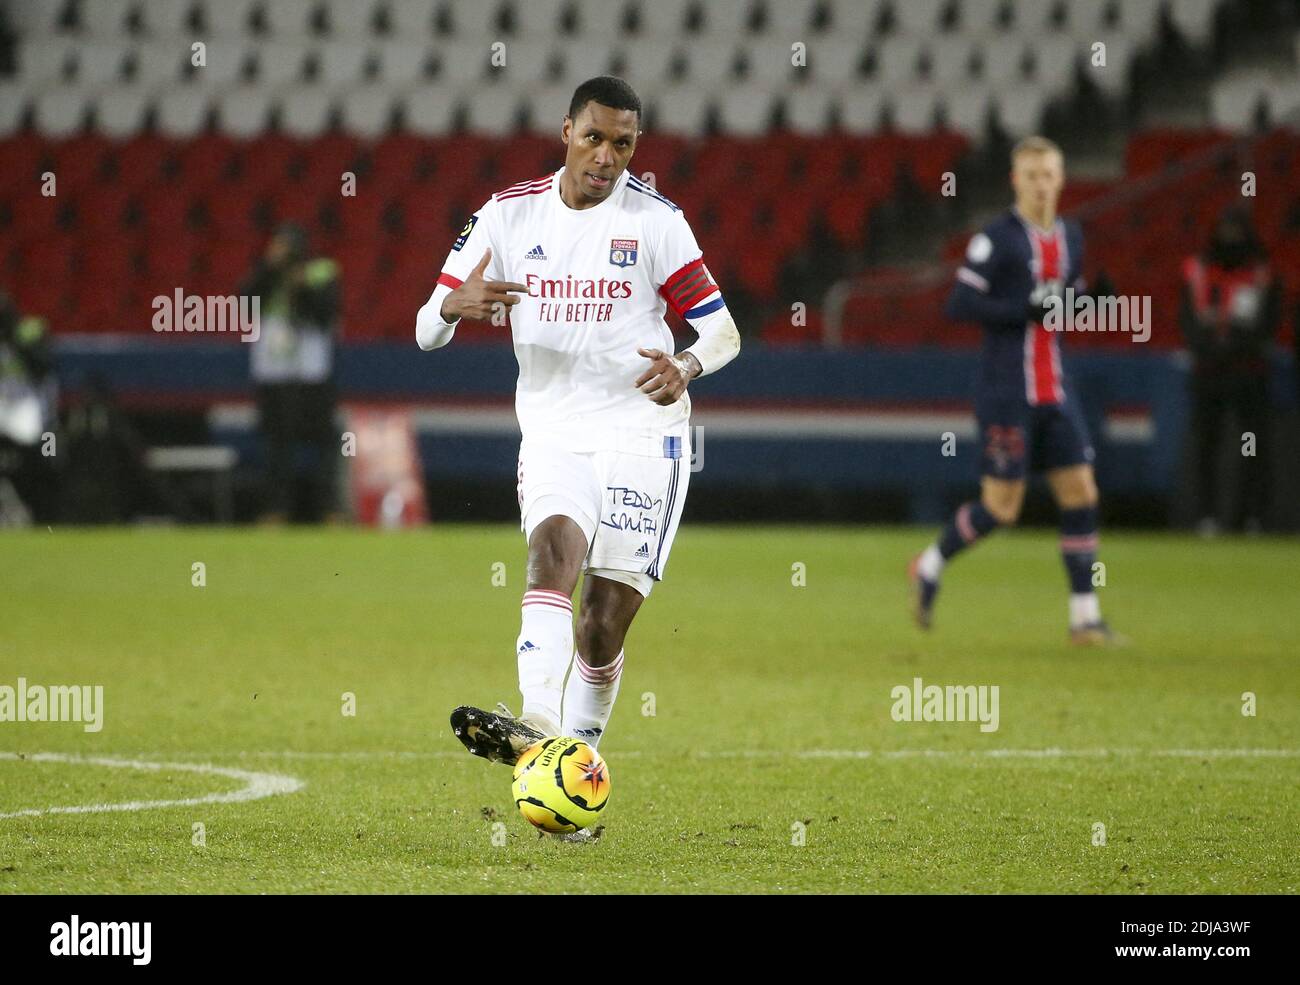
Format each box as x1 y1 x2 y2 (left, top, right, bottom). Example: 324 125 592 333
975 391 1094 480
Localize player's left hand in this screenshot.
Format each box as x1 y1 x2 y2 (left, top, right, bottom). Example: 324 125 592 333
635 347 699 405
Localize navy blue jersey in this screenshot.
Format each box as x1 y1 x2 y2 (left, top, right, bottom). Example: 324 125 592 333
945 209 1085 406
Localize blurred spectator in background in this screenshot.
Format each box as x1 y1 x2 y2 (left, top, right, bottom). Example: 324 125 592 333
242 224 343 523
0 291 56 524
1179 208 1280 535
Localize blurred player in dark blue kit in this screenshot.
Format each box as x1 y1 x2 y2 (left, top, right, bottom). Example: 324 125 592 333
910 136 1120 645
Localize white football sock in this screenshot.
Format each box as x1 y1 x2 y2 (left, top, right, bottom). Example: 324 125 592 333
1069 592 1101 629
917 543 945 582
561 650 624 749
516 589 573 734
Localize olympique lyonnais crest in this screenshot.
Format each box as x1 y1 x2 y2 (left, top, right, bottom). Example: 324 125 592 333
609 238 638 267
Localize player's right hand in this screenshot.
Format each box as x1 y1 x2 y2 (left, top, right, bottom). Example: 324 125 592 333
440 249 528 323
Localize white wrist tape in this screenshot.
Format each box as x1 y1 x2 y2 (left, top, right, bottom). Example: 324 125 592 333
416 283 458 350
682 308 741 376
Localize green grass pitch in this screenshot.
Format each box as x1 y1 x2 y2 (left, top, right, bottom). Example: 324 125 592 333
1 525 1296 894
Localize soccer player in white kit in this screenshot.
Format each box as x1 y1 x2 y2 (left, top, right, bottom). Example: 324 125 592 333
416 78 741 772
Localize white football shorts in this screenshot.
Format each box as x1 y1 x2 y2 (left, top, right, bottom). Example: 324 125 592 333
517 434 690 597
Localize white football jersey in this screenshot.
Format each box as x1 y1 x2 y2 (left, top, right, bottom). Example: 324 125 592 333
432 167 723 457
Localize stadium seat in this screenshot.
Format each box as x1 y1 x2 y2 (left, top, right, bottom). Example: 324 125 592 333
839 86 885 133
890 0 948 35
557 38 619 83
34 86 89 137
279 87 334 137
646 84 711 136
1169 0 1220 46
783 84 836 135
510 0 568 37
20 38 79 85
925 36 975 85
717 83 779 136
78 0 136 36
614 43 675 90
741 38 801 88
95 85 154 137
960 0 1006 33
75 41 132 84
340 85 395 136
262 0 319 36
571 0 629 37
399 89 458 136
321 0 378 38
385 0 439 37
942 85 994 139
251 40 310 88
189 38 253 88
198 0 261 37
806 37 867 86
4 0 69 35
375 40 431 85
0 82 32 136
491 38 553 85
524 83 573 134
890 84 940 133
217 85 274 137
130 39 189 86
138 0 193 37
995 85 1048 135
876 35 922 86
979 35 1029 85
698 0 756 38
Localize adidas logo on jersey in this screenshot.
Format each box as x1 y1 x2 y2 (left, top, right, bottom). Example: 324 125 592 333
634 542 650 559
518 640 540 653
524 244 547 260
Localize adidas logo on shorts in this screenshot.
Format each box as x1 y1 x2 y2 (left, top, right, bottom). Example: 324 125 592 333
634 542 650 560
524 244 547 260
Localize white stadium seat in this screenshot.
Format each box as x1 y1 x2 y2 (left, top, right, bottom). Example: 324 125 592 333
79 0 137 36
762 0 821 38
317 41 374 89
493 37 554 84
340 84 394 136
279 86 334 136
1063 0 1113 35
926 36 974 85
979 34 1028 85
838 84 884 133
742 38 801 88
446 0 504 38
251 40 309 87
1029 35 1078 89
890 0 946 35
996 85 1048 134
189 37 253 87
1009 0 1059 33
647 83 711 136
376 40 430 84
698 0 755 38
826 0 883 37
1116 0 1162 41
633 0 692 37
435 39 494 83
571 0 628 38
200 0 261 37
960 0 1004 33
217 84 274 136
1081 34 1133 95
5 0 67 35
679 39 741 85
782 83 835 134
614 43 675 88
807 37 867 86
1169 0 1220 46
890 83 939 133
95 85 154 137
34 85 89 136
132 39 190 86
19 38 78 85
876 35 922 86
942 84 994 138
556 39 617 84
401 87 458 134
263 0 319 36
717 82 778 135
156 84 213 136
524 82 572 134
464 81 523 135
511 0 567 36
386 0 437 36
322 0 378 38
0 82 30 136
1266 76 1300 124
75 41 132 85
139 0 192 36
1208 72 1278 130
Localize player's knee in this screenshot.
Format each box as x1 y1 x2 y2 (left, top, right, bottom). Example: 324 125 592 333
575 610 624 666
982 492 1023 526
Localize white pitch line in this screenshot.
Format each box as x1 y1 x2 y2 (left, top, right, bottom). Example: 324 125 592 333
0 752 305 820
21 748 1300 763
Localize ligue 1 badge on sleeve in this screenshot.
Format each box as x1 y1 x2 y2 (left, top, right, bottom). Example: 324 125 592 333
452 214 478 251
609 238 638 267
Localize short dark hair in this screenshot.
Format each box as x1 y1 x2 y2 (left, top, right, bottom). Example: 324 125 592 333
567 76 641 123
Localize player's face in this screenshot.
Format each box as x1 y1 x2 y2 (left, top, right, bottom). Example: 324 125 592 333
1011 150 1064 215
561 102 639 202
